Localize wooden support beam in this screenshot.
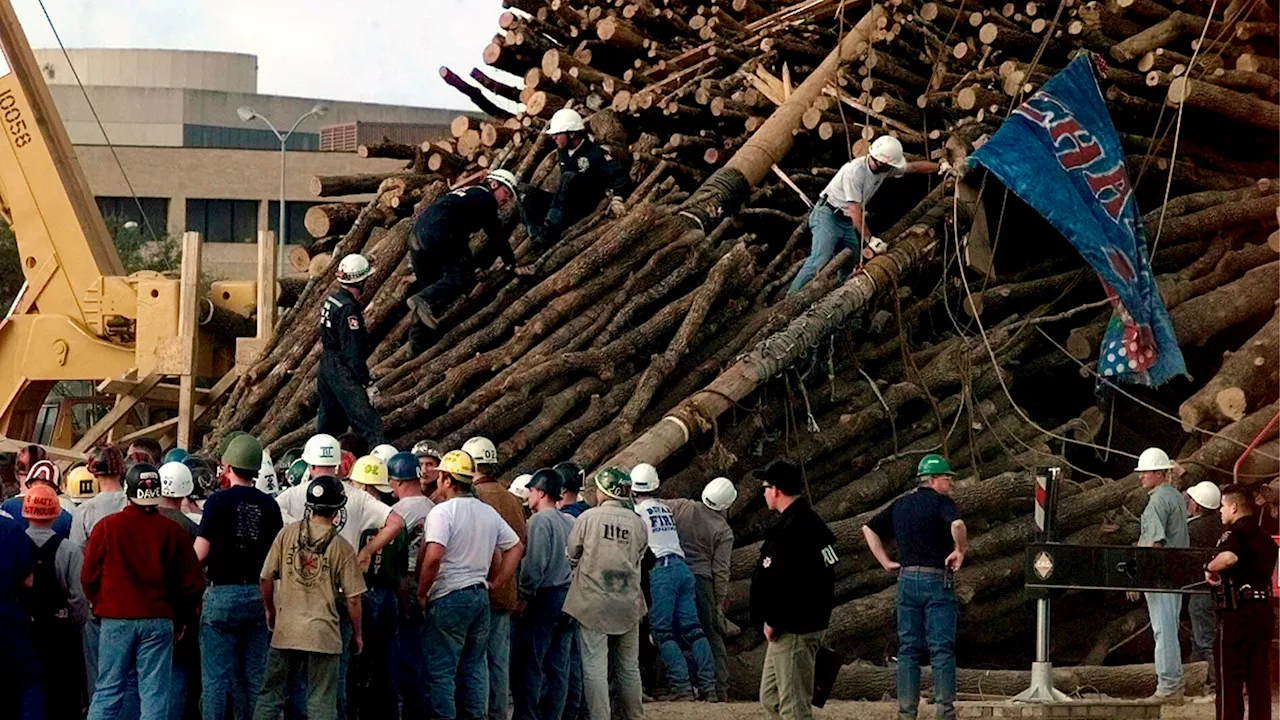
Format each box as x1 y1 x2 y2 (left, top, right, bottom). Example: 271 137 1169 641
116 366 242 445
96 378 210 406
72 372 165 452
177 231 202 450
257 230 278 340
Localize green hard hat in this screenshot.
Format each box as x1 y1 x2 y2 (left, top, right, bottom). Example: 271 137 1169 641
216 430 249 461
917 454 955 478
593 466 632 501
221 434 263 472
285 458 310 488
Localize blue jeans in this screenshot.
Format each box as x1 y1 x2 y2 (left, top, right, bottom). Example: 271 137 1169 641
1145 592 1184 695
201 584 271 720
513 587 573 720
561 626 587 720
1 608 44 720
788 203 860 295
423 586 491 720
356 587 399 720
1187 593 1216 685
86 616 141 720
488 609 513 720
337 614 351 720
648 557 716 695
895 571 957 720
397 602 428 719
89 618 174 720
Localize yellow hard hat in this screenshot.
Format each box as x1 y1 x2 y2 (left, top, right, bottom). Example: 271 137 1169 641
65 466 99 501
349 455 390 490
439 450 476 479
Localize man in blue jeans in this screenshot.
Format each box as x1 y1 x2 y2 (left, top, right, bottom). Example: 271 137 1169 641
630 463 716 700
863 454 967 720
195 434 284 720
788 136 943 295
81 463 204 720
417 451 524 720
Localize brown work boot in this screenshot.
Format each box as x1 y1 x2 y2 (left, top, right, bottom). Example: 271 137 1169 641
1145 689 1185 705
406 296 439 330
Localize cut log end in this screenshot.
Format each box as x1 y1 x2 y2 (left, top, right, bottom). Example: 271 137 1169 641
1215 387 1249 422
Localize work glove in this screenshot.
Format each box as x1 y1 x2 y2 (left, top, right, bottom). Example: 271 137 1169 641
938 159 953 175
366 385 380 403
861 236 887 260
609 196 627 217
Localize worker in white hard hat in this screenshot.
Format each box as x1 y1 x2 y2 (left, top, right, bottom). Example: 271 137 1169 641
1128 447 1190 702
405 170 524 351
319 252 386 443
1185 480 1222 690
524 107 629 251
789 135 947 294
664 477 739 701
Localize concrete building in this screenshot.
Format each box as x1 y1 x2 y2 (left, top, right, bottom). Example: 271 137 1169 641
36 48 460 278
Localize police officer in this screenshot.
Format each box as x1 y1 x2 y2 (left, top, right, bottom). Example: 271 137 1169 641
1206 484 1275 720
863 454 967 720
528 108 629 248
749 458 837 720
405 170 522 347
319 253 384 444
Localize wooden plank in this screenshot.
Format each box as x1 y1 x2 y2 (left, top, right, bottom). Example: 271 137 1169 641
116 366 242 445
257 230 277 339
0 436 85 464
72 373 164 452
177 231 202 450
96 378 209 406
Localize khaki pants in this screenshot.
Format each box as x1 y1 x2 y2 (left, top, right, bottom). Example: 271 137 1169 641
759 631 823 720
578 626 643 720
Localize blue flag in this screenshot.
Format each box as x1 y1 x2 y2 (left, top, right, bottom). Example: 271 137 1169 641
970 55 1185 387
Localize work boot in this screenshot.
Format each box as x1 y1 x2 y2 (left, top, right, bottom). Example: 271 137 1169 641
406 296 439 330
1145 689 1185 705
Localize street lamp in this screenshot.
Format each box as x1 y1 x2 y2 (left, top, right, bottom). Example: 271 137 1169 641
237 103 329 274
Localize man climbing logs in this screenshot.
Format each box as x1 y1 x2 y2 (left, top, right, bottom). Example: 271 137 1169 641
789 135 945 295
527 108 629 250
405 170 523 350
318 253 384 444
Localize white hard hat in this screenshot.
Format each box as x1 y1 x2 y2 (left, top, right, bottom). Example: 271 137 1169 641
462 437 499 467
631 463 660 494
159 461 194 499
371 444 398 463
336 253 373 284
1134 447 1174 472
546 108 586 135
487 169 518 193
303 433 342 467
702 476 738 512
869 135 907 169
510 473 533 501
1187 481 1221 510
256 449 278 495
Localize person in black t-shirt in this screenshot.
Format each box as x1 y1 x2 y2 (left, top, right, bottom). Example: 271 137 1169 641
194 434 284 720
863 454 967 720
1206 485 1276 720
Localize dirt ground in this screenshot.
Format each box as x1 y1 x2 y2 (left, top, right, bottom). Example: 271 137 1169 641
640 698 1230 720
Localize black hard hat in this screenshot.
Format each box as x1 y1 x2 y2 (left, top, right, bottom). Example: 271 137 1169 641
528 468 563 499
554 461 584 493
124 463 163 506
305 475 347 510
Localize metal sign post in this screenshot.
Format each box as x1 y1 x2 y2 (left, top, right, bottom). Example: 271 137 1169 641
1013 466 1070 703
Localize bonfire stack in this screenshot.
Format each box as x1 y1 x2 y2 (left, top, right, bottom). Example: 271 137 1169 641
205 0 1279 698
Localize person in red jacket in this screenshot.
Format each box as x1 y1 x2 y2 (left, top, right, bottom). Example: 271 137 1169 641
82 463 204 720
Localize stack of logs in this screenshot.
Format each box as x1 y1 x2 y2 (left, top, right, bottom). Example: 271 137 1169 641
206 0 1279 699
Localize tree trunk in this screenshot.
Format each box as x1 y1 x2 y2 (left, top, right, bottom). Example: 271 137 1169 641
1179 311 1280 431
303 203 365 239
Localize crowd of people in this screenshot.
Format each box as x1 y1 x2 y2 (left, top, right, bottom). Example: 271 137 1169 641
0 430 766 720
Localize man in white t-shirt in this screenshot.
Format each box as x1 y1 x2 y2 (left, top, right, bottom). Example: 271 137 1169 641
387 451 435 719
631 464 716 700
788 135 944 294
417 450 524 720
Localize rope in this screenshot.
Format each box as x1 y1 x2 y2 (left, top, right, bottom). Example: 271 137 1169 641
35 0 161 244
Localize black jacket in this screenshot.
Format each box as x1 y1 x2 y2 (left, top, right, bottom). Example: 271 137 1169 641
319 287 371 386
412 185 515 269
550 139 629 227
750 498 838 634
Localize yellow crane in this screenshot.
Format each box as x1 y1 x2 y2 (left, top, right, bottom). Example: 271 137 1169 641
0 0 260 457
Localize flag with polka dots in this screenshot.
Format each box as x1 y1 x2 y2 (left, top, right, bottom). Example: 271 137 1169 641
970 54 1185 386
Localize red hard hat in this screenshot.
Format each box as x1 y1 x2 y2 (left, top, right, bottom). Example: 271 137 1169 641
87 446 125 478
23 485 60 520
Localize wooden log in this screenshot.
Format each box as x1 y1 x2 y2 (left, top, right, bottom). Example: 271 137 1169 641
1171 262 1280 348
308 173 406 198
1178 401 1280 489
525 89 569 117
357 140 418 160
1111 11 1223 63
1166 76 1280 130
303 202 364 239
1237 53 1280 77
439 67 515 119
483 41 531 75
470 67 524 102
1179 311 1280 431
597 17 647 52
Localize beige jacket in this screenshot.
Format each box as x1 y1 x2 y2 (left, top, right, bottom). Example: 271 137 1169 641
563 500 648 634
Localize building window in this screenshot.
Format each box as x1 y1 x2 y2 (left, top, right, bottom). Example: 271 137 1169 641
267 201 319 245
187 199 259 243
96 196 168 238
183 124 318 151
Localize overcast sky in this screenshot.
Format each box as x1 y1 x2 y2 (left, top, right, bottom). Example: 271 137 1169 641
11 0 507 111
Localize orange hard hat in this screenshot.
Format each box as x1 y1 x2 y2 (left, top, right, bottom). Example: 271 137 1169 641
22 484 60 520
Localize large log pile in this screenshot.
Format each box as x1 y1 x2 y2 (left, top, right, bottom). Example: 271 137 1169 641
203 0 1278 700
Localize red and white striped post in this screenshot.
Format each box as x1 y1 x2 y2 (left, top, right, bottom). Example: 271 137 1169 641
1014 467 1069 703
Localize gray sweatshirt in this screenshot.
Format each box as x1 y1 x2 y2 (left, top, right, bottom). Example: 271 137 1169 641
26 525 89 625
518 507 574 599
70 490 128 546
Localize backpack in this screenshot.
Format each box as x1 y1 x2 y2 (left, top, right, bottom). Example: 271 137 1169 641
24 534 70 621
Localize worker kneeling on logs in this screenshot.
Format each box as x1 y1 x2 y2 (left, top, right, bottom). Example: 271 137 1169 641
406 170 521 345
526 108 629 249
789 136 945 295
319 254 385 445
